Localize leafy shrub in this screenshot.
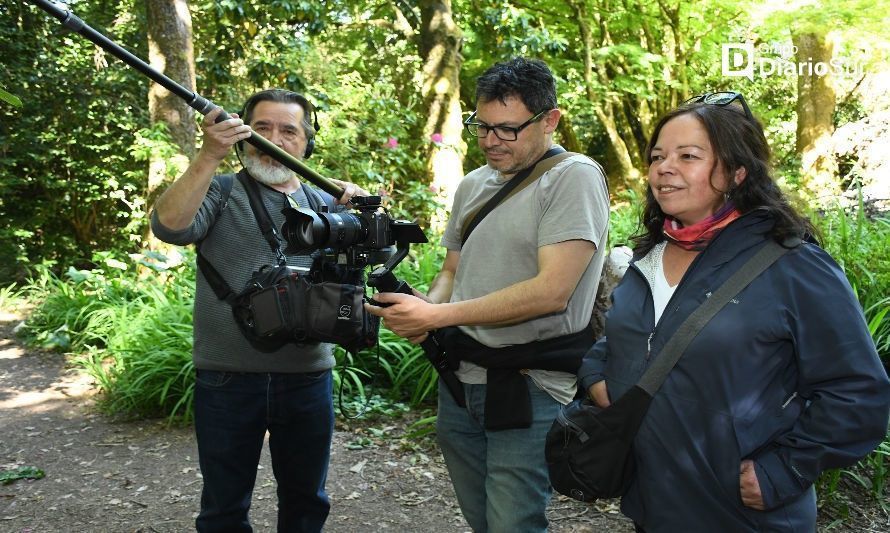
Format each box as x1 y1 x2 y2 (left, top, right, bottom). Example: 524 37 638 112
1 1 150 283
814 206 890 361
810 204 890 505
18 251 197 422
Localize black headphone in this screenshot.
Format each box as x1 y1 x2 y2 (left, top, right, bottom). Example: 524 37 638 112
236 89 320 159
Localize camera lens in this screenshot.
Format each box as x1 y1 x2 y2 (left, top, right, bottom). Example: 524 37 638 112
281 207 367 254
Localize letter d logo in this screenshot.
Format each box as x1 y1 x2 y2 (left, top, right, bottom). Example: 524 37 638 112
722 43 755 81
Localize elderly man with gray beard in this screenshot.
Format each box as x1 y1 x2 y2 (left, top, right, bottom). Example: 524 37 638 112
151 89 366 533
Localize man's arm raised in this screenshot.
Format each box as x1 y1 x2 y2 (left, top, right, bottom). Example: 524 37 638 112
154 107 252 231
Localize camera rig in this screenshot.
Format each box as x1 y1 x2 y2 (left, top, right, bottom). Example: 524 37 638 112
282 194 427 270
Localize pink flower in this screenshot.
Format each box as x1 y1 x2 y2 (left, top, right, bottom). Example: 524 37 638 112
385 137 399 149
430 132 444 144
428 184 439 194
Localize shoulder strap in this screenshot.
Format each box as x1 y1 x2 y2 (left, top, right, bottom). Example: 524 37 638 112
637 239 799 395
217 174 234 211
197 171 284 304
236 170 286 266
460 147 575 246
301 183 329 213
196 174 238 304
197 250 238 304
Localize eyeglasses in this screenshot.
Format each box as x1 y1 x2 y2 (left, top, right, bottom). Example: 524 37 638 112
682 92 753 120
463 109 551 141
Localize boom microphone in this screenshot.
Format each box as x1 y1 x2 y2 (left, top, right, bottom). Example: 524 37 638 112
29 0 344 199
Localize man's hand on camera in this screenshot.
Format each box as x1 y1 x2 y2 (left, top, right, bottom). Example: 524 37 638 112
406 332 429 344
364 292 440 341
328 178 369 206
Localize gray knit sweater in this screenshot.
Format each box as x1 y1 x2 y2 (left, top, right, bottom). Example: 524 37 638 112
150 174 337 373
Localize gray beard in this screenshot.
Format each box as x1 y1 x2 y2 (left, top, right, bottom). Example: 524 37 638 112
243 153 295 186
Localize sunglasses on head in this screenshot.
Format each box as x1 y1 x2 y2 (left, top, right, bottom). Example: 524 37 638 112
682 91 754 120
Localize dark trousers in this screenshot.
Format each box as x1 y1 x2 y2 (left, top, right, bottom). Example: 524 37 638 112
193 369 334 533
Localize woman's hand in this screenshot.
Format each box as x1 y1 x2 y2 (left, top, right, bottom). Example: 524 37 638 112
587 380 611 408
739 460 765 510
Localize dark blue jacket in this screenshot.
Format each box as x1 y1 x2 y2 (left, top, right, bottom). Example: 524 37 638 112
579 211 890 532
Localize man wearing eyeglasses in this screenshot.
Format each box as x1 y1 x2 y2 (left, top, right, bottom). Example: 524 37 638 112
367 58 609 532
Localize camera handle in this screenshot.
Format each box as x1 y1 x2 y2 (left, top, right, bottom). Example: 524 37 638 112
366 249 466 408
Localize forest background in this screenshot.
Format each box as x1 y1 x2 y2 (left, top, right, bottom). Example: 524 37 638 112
1 0 889 520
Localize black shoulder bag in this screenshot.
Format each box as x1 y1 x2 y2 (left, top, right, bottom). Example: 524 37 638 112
545 239 797 502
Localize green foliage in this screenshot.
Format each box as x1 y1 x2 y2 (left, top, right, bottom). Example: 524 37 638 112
0 466 45 485
19 251 196 422
608 190 644 248
0 86 22 107
815 205 890 362
1 1 150 282
334 393 410 420
0 283 22 311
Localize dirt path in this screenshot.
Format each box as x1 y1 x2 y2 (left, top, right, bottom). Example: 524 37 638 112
0 309 633 532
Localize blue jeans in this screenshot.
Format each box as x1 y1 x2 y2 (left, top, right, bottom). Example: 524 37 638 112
436 376 561 533
193 369 334 533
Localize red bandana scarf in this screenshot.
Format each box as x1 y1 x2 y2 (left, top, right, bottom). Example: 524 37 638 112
662 202 742 251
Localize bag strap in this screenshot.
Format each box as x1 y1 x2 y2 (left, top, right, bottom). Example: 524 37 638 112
196 170 291 304
196 170 331 304
195 175 237 304
637 238 800 396
236 170 287 266
460 147 574 246
197 249 238 304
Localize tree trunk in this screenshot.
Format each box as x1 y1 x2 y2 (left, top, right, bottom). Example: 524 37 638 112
572 0 640 192
418 0 464 230
557 112 583 154
595 105 640 192
793 31 838 205
146 0 196 205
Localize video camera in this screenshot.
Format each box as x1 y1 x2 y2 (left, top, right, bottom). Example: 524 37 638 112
280 195 427 269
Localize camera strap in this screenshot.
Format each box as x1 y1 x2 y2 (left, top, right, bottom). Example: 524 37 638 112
237 171 288 266
196 170 328 305
460 147 576 246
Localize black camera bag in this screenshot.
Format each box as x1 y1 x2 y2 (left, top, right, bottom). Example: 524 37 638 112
197 171 378 353
546 240 794 503
228 264 375 353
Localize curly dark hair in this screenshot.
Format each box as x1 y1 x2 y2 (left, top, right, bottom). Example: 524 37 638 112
632 103 816 255
475 57 557 114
